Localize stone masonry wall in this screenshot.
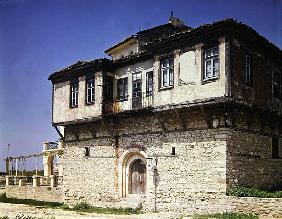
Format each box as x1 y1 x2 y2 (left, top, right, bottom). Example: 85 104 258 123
61 111 229 214
5 185 63 203
226 130 282 190
61 109 282 214
227 196 282 218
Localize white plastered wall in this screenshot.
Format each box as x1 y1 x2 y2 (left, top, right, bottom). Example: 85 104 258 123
52 71 103 124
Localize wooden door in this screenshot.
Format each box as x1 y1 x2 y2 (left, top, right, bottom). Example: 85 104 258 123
130 159 146 194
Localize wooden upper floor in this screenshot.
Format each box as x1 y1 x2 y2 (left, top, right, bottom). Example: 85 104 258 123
49 18 282 125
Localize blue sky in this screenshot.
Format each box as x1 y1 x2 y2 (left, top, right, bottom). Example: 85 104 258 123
0 0 281 172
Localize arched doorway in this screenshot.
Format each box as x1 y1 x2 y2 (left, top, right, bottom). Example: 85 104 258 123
119 151 147 197
129 159 146 194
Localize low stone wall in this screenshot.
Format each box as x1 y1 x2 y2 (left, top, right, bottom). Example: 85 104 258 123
227 196 282 218
5 186 63 203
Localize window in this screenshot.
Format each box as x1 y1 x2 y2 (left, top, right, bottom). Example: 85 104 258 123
171 147 176 155
272 137 280 159
117 78 128 101
103 76 113 102
272 71 281 99
86 78 95 104
84 147 90 157
203 47 219 81
244 54 253 86
160 57 174 87
146 71 153 96
70 82 78 107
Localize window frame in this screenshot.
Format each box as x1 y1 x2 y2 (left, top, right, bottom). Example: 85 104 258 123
203 46 220 82
85 78 95 105
146 71 153 96
160 56 174 88
117 77 128 102
70 82 79 108
244 54 253 87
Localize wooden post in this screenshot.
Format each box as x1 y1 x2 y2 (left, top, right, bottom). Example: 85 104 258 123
15 158 18 176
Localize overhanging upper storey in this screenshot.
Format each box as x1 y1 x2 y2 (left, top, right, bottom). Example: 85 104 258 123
49 17 282 126
49 59 113 125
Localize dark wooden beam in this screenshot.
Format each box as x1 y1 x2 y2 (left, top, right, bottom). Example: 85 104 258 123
53 125 65 141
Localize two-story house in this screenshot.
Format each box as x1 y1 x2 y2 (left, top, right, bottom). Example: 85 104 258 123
48 16 282 214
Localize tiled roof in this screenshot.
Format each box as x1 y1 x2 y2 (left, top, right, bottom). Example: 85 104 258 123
49 18 282 83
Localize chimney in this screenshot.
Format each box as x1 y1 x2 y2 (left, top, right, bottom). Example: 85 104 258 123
169 14 185 28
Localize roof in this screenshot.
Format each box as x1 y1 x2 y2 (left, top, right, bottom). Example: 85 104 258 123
142 18 282 59
48 58 112 83
104 35 138 54
49 18 282 84
104 22 191 55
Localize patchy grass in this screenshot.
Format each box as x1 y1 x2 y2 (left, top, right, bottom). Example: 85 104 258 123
0 193 62 208
0 216 9 219
66 202 142 215
0 193 141 215
193 213 258 219
227 186 282 198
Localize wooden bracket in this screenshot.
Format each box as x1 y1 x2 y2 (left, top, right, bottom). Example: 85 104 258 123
200 105 212 129
87 125 96 138
246 108 256 130
101 118 115 136
72 127 79 141
53 125 65 141
173 109 186 130
153 112 167 133
260 112 267 135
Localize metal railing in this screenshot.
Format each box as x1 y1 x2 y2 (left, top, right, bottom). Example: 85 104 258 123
46 142 59 150
103 93 153 115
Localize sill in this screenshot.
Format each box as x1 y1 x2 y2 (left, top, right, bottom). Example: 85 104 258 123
242 84 253 88
70 105 78 109
158 85 174 91
202 77 219 84
117 99 128 102
272 157 281 160
85 102 95 106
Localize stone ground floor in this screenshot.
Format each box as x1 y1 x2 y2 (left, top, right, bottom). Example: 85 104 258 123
0 202 280 219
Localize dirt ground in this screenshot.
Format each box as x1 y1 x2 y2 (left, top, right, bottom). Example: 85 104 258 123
0 202 189 219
